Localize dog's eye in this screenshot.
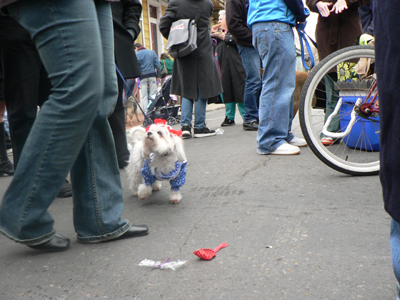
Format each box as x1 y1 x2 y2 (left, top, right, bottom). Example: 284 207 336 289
157 131 163 136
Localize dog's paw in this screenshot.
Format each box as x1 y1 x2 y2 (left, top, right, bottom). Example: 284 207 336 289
138 184 152 200
169 190 182 204
152 181 162 191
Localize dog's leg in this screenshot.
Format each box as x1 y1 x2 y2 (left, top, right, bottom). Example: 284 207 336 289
169 189 182 204
127 115 134 126
128 164 143 197
130 179 140 197
138 183 152 200
152 180 162 191
135 111 140 122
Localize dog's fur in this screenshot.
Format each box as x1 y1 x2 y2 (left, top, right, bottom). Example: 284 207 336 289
293 71 309 118
124 96 140 125
126 124 186 204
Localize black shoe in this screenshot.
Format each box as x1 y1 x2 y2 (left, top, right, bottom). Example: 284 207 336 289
78 225 149 244
118 160 129 169
114 225 149 240
0 159 14 175
194 126 216 138
28 234 70 252
181 125 192 139
243 120 259 131
57 180 72 198
221 116 235 126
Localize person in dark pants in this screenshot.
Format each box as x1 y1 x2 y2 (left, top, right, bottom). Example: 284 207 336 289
110 0 142 169
0 13 71 197
359 1 373 36
226 0 260 131
0 71 13 176
212 10 246 127
374 1 400 298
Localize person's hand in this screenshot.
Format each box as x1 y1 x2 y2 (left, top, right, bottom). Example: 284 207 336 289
215 32 225 40
330 0 348 14
316 1 333 17
212 23 221 33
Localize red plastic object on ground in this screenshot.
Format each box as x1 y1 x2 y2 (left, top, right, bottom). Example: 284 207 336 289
193 243 228 260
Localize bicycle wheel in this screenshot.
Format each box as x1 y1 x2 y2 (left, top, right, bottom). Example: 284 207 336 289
299 46 379 176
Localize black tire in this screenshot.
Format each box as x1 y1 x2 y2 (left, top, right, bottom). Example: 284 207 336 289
299 46 379 176
167 117 176 126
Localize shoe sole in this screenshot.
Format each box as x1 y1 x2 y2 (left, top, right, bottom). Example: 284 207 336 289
321 139 335 146
181 131 192 139
77 230 149 244
258 150 301 155
194 133 216 138
270 150 300 155
243 127 258 131
289 143 307 147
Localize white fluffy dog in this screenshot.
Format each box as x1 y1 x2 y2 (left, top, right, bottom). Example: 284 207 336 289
126 120 187 204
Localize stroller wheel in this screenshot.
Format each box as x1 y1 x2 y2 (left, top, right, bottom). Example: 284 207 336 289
167 117 176 126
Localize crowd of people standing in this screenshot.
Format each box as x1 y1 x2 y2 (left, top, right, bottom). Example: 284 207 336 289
4 3 398 297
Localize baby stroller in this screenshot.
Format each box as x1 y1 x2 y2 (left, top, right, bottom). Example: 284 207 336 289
143 76 181 126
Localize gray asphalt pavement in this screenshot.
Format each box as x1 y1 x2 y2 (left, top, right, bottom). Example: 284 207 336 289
0 106 394 300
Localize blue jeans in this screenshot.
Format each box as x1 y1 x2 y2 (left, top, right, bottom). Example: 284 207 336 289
0 0 131 245
252 22 296 153
237 45 261 122
391 219 400 285
180 96 207 129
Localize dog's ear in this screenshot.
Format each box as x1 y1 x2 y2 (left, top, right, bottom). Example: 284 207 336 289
171 134 186 161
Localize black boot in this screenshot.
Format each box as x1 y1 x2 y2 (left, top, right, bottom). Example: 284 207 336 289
0 122 14 176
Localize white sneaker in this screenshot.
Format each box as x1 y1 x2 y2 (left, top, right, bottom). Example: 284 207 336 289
271 142 300 155
289 136 307 147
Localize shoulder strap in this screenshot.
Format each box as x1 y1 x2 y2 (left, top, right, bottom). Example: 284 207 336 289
194 2 205 25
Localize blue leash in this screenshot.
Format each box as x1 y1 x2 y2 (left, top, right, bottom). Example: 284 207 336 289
296 22 315 70
115 64 152 125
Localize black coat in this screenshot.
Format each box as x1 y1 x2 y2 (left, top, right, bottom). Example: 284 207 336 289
375 0 400 223
159 0 223 100
226 0 253 48
306 0 369 61
111 0 141 79
215 33 245 104
0 0 120 10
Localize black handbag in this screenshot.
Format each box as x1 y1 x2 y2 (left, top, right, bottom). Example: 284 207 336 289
166 4 204 58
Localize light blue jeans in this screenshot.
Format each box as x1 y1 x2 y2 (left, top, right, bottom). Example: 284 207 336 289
139 77 157 114
0 0 131 245
180 96 207 129
252 22 296 153
237 45 261 122
391 219 400 289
